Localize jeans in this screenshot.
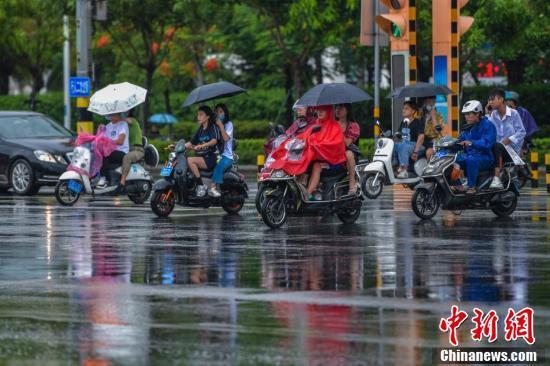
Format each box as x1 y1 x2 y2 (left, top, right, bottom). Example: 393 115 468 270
212 156 233 184
394 141 416 167
456 154 493 188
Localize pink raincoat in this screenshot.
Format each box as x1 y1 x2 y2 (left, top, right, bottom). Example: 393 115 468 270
71 125 118 177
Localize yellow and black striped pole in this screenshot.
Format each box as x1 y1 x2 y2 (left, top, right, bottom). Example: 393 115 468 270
76 97 94 133
450 0 460 138
257 154 265 178
545 154 550 193
409 0 417 85
374 107 380 136
530 152 539 188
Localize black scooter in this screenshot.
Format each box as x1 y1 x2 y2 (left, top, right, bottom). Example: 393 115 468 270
150 139 248 217
411 137 521 220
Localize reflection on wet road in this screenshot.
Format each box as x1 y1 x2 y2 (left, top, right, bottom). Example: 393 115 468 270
0 185 548 365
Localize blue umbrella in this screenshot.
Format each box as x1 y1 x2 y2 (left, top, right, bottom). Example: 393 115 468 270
149 113 178 124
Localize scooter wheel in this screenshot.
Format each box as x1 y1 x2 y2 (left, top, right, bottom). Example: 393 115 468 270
337 199 362 224
261 195 287 229
150 189 175 217
412 188 440 220
362 173 383 199
128 181 152 204
55 180 80 206
221 188 245 215
491 194 518 217
255 184 266 213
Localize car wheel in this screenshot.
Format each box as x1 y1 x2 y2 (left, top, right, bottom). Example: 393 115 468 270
10 159 39 196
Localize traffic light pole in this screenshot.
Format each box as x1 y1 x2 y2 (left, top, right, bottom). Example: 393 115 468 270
76 0 93 133
63 15 71 130
374 0 381 137
390 52 409 132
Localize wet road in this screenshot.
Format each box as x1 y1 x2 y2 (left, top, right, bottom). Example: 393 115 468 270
0 183 548 365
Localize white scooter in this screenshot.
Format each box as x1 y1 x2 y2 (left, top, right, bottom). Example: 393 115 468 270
361 121 428 199
55 137 159 206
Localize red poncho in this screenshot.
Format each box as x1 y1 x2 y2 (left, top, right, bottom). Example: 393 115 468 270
268 105 346 175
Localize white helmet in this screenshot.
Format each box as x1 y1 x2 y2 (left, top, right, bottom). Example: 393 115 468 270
292 99 306 111
461 100 483 114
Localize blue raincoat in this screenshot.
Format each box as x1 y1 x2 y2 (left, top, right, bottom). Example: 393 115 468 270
456 116 496 188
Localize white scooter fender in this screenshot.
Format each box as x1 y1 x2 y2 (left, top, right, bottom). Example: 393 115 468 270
58 171 93 194
363 161 386 182
125 164 152 182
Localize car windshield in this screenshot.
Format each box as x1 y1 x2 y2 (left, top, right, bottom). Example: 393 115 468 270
0 115 72 139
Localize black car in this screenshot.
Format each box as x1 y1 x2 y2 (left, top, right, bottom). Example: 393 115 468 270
0 111 75 195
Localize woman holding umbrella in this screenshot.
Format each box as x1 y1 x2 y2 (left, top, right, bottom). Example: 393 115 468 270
208 103 235 198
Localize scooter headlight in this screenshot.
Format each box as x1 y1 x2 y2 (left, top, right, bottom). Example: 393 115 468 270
377 139 385 148
423 156 453 175
271 169 287 178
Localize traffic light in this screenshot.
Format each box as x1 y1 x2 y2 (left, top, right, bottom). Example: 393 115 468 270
376 0 417 131
433 0 474 137
375 0 409 52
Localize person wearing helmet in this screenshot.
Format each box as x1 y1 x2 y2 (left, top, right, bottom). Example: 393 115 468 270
453 100 496 194
286 101 316 136
487 88 526 189
505 91 538 147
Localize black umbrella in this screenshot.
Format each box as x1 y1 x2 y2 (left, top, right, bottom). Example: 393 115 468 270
296 83 372 106
387 82 452 99
182 81 246 107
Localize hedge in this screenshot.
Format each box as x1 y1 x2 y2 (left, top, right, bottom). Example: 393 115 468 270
150 137 550 165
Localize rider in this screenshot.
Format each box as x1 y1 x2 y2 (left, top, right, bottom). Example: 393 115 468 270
504 91 538 149
208 103 234 198
286 102 316 136
186 105 221 197
120 110 144 188
486 88 526 189
394 101 425 178
420 96 444 161
100 113 130 186
335 103 361 195
453 100 496 194
304 105 346 199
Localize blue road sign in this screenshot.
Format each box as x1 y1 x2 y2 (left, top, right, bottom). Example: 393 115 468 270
69 77 91 97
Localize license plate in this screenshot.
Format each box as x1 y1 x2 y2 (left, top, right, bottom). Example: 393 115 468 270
68 180 82 193
160 166 173 177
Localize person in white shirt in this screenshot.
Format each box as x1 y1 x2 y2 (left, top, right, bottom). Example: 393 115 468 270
486 88 526 189
100 113 129 184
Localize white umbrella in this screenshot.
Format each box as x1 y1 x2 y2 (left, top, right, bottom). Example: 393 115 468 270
88 82 147 115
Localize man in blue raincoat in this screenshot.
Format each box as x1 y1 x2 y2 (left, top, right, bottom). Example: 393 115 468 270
453 100 497 194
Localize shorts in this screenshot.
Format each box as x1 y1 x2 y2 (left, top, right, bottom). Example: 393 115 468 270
200 154 218 171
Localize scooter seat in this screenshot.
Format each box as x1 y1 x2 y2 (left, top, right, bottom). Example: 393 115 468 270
200 170 213 178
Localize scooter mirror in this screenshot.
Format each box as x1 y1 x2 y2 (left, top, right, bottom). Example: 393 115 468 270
175 139 186 153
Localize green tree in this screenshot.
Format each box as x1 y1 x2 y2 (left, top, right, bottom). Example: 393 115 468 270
98 0 184 130
1 0 67 107
462 0 549 84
